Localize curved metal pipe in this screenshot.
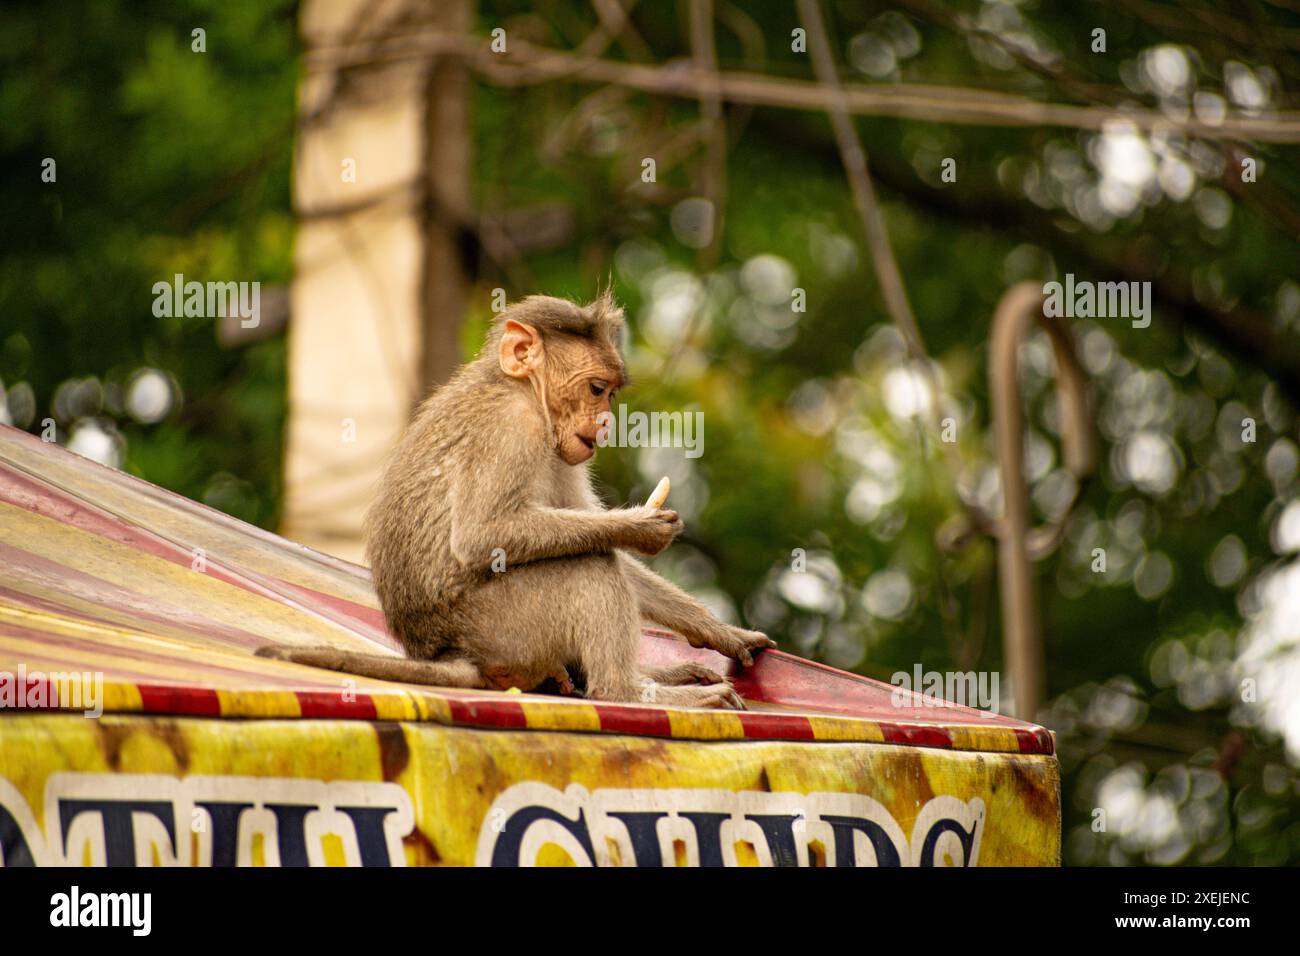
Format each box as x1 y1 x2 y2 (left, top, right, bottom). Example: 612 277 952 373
989 281 1095 719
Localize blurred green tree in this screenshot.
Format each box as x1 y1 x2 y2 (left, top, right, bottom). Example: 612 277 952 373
4 0 1300 865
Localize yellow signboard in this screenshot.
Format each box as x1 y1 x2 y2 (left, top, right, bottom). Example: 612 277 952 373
0 713 1059 867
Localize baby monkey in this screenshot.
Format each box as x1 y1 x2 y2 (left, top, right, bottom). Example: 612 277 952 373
259 292 773 709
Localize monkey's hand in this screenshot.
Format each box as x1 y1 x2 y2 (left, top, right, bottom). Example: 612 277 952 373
689 625 777 667
616 506 683 556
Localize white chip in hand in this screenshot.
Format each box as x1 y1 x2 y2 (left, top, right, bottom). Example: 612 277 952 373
646 477 671 509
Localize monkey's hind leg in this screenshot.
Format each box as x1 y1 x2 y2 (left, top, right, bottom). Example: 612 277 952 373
642 662 728 687
552 562 744 711
254 645 486 688
644 681 746 710
459 556 743 710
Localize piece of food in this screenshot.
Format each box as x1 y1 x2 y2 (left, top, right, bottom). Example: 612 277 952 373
646 476 671 509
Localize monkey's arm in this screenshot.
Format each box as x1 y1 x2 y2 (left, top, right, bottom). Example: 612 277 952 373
449 504 650 569
446 451 676 570
617 554 776 666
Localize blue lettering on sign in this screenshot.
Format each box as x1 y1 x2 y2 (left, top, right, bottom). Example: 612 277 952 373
476 784 986 867
1 776 988 867
0 775 414 867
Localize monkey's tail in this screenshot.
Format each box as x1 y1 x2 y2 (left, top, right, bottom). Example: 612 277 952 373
254 645 486 689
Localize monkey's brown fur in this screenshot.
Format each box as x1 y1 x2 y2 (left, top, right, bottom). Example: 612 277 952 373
258 292 773 709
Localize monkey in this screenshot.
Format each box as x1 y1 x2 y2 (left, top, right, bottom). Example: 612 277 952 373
258 292 774 709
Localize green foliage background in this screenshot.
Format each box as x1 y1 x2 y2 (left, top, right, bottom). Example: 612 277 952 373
4 0 1300 865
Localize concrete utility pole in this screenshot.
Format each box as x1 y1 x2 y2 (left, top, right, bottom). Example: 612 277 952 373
283 0 472 562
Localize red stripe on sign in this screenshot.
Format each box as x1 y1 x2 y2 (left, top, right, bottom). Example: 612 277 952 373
136 684 223 716
593 703 673 737
447 697 529 729
880 723 954 749
739 713 817 740
1015 727 1055 755
294 689 379 719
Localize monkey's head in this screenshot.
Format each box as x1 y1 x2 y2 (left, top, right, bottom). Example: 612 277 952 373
493 292 628 466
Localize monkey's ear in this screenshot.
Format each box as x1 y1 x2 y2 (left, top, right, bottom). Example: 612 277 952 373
498 319 543 379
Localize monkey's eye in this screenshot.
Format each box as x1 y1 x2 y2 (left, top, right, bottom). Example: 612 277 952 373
590 381 607 397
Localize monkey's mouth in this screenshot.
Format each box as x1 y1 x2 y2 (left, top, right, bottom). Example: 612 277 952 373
576 434 596 451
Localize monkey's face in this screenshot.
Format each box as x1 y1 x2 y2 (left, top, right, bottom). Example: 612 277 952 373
497 314 625 466
549 354 621 466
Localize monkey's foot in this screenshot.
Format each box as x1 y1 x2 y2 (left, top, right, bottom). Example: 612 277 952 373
642 662 725 686
648 681 746 711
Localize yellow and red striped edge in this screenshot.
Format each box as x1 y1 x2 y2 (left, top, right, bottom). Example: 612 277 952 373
0 424 1053 756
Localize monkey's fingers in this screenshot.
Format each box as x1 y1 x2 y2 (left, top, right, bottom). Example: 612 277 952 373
644 662 724 686
657 510 684 540
699 683 746 710
677 662 725 685
727 639 755 667
628 507 683 555
671 682 746 710
724 628 777 667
